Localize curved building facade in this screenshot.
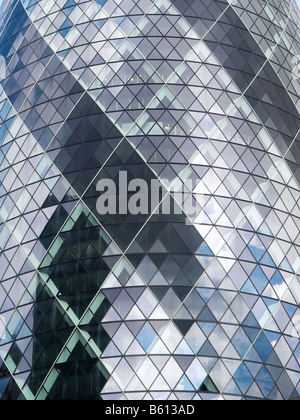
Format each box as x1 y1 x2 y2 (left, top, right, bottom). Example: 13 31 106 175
0 0 299 400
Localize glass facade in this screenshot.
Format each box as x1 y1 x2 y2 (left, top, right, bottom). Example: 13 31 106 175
0 0 299 401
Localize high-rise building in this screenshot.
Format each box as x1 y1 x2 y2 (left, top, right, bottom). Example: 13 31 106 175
0 0 299 401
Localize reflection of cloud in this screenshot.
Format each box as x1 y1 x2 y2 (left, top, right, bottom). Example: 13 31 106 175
186 359 207 389
268 282 287 300
177 381 184 391
250 235 265 250
205 228 225 255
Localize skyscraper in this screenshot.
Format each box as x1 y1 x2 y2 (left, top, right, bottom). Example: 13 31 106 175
0 0 299 400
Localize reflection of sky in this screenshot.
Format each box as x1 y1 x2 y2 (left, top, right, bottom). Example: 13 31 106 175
137 323 157 352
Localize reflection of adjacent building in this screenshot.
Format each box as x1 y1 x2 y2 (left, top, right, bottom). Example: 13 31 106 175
29 205 112 399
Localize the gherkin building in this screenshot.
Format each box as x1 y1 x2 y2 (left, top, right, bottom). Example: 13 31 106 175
0 0 299 401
